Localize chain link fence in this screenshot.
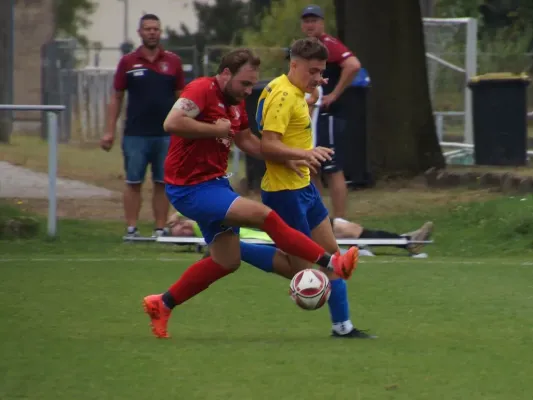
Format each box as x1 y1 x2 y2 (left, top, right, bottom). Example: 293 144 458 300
41 41 199 143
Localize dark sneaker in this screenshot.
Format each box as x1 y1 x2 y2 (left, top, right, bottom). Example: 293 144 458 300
126 228 140 238
152 228 170 238
331 328 378 339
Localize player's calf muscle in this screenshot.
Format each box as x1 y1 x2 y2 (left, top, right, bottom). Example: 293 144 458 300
209 231 241 270
311 218 339 254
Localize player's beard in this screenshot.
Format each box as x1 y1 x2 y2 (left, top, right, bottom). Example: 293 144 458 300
223 79 245 105
142 38 159 50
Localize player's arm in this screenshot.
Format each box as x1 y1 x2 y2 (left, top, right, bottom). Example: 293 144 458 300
175 56 185 99
105 57 127 135
101 58 127 150
105 90 125 135
233 104 263 159
332 56 361 98
164 96 229 139
261 131 308 161
306 87 320 106
259 92 302 161
328 41 361 101
234 129 263 159
259 92 329 163
261 131 333 168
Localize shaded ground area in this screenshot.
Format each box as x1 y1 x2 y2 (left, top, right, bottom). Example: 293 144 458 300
0 134 528 221
0 161 116 199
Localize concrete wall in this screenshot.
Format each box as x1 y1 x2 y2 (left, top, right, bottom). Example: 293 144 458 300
13 0 56 126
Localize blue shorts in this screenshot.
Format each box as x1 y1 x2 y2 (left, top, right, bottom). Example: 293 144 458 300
261 183 329 237
166 177 240 244
316 113 346 174
122 135 170 184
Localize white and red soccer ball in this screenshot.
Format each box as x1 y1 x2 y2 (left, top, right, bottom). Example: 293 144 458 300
289 269 331 310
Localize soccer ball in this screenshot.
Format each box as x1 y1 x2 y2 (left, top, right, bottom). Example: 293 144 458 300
289 269 331 310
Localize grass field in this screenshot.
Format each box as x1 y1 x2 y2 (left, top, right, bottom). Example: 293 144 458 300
2 195 533 400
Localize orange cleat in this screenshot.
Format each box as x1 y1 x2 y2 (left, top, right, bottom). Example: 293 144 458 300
143 294 171 338
331 246 359 280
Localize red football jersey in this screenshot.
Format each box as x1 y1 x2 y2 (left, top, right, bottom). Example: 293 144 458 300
164 77 249 186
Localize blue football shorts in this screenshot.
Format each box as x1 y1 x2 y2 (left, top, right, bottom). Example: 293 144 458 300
165 176 240 244
261 182 329 237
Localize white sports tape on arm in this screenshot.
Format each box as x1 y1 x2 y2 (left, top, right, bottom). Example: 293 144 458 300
173 98 200 118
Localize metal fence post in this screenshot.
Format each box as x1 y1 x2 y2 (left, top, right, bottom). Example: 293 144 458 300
0 104 65 238
47 111 58 237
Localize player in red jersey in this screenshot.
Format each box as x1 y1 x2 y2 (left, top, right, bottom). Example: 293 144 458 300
142 49 360 338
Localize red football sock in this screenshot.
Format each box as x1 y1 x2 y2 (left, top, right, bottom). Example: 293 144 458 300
165 257 234 307
261 211 328 264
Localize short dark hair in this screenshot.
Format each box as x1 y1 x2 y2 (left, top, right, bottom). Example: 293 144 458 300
139 14 160 27
290 37 328 61
217 48 261 74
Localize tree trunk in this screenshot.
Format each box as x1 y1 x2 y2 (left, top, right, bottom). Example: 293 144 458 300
333 0 345 42
0 0 13 143
343 0 445 178
419 0 435 17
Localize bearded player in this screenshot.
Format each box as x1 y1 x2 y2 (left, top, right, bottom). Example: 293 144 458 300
256 38 375 339
142 48 359 339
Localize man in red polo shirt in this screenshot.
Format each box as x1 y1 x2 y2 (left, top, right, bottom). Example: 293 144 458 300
300 5 361 221
101 14 185 238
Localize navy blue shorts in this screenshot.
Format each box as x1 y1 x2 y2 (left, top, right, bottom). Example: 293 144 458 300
261 183 329 237
122 135 170 184
166 177 240 244
316 113 346 174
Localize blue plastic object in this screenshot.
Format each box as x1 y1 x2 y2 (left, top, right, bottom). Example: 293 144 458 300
352 67 370 87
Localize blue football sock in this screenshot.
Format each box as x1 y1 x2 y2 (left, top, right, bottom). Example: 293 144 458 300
328 278 350 324
240 242 276 273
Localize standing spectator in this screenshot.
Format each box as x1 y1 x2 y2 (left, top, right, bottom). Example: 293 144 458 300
300 5 361 220
101 14 185 237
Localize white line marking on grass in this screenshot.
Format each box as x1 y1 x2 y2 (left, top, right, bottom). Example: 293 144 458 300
0 257 191 263
0 257 532 266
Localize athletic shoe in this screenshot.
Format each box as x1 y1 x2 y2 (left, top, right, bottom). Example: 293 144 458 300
331 328 377 339
402 221 434 255
152 228 170 238
330 246 359 279
126 227 140 238
143 294 171 338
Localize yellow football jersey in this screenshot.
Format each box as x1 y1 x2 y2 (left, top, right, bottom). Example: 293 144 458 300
256 74 313 192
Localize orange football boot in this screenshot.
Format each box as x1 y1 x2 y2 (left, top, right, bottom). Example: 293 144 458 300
331 246 359 279
143 294 171 338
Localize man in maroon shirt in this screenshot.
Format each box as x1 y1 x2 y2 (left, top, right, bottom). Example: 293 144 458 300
100 14 185 238
301 5 361 220
142 48 360 339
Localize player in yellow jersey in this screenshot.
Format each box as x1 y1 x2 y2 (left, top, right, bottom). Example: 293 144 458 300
256 37 375 339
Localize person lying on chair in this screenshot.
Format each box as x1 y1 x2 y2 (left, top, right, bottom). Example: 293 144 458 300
167 212 433 256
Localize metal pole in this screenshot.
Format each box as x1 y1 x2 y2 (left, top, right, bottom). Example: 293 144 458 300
123 0 129 43
47 111 58 237
232 146 241 179
8 0 14 107
464 17 478 145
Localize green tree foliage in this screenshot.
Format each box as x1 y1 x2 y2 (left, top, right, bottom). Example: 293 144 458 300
241 0 335 79
167 0 251 49
242 0 335 47
195 0 250 45
55 0 97 47
433 0 533 72
434 0 481 18
166 0 253 75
